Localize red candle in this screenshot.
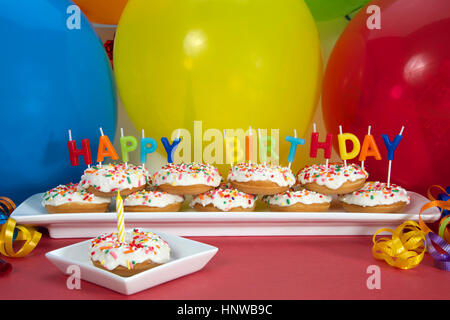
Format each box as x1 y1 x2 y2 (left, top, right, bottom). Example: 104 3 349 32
67 130 92 166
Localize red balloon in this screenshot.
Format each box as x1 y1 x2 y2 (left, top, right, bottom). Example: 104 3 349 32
322 0 450 195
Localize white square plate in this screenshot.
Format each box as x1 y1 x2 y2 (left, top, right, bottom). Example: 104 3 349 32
45 230 218 295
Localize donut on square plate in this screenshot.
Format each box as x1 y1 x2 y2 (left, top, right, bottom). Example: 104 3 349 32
79 163 147 197
124 190 184 212
42 183 111 213
90 228 171 277
297 163 368 195
263 189 332 212
153 162 221 195
191 186 257 212
227 163 296 195
339 181 410 213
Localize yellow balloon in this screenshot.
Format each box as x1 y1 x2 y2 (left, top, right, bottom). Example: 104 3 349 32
114 0 322 174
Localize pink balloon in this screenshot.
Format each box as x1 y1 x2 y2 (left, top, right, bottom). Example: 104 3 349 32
322 0 450 195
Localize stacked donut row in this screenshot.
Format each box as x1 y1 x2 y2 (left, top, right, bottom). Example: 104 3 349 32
42 161 410 214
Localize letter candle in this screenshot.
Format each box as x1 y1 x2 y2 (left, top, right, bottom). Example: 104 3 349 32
338 125 361 168
97 127 119 166
382 126 405 187
361 126 370 171
120 128 138 169
140 130 158 166
258 129 266 166
358 125 382 172
116 190 125 243
310 123 332 168
285 129 305 169
141 129 146 169
161 129 181 163
246 126 253 164
67 129 92 168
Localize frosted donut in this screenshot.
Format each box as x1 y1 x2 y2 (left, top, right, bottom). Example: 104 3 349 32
124 190 184 212
42 183 111 213
227 163 296 195
153 162 222 195
339 181 410 213
297 163 368 195
90 228 171 277
79 163 147 197
263 189 332 212
191 187 257 212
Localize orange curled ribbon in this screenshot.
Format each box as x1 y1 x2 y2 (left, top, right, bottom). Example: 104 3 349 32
372 221 426 270
0 197 42 258
419 185 450 243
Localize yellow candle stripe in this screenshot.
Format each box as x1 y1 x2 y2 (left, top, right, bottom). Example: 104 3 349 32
116 191 125 243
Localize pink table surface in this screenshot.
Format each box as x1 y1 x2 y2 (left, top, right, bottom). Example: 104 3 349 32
1 231 448 300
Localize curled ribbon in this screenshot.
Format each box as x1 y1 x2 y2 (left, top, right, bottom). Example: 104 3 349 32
372 221 426 270
373 185 450 271
418 185 450 271
0 197 42 259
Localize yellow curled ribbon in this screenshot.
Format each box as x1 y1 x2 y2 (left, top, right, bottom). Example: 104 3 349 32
372 221 426 270
0 197 42 258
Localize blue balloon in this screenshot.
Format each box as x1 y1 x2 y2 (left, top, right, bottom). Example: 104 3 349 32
0 0 117 204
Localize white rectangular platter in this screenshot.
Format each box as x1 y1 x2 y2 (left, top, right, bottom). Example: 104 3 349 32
12 192 440 238
46 229 218 295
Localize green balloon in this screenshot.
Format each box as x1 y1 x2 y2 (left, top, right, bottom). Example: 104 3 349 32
305 0 370 21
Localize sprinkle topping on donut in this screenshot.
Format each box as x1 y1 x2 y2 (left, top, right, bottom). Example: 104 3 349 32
90 228 171 270
227 163 296 187
124 190 184 208
263 189 332 206
153 162 221 187
191 187 256 211
79 163 148 193
297 163 368 190
339 181 410 207
42 183 110 206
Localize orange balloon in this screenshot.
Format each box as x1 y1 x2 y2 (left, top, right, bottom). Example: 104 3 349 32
73 0 128 25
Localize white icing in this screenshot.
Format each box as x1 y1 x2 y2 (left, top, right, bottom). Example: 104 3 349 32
153 163 221 187
263 189 332 206
42 183 110 206
298 163 368 190
227 163 296 187
90 228 171 271
339 181 410 207
190 188 256 211
124 190 184 208
79 163 148 193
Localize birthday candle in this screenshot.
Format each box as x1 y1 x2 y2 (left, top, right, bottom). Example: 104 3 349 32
116 191 125 243
161 129 181 163
338 125 361 167
310 123 332 168
382 126 404 187
67 129 92 167
285 129 305 169
359 125 382 171
97 127 119 165
120 128 138 168
140 129 157 165
246 126 254 164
